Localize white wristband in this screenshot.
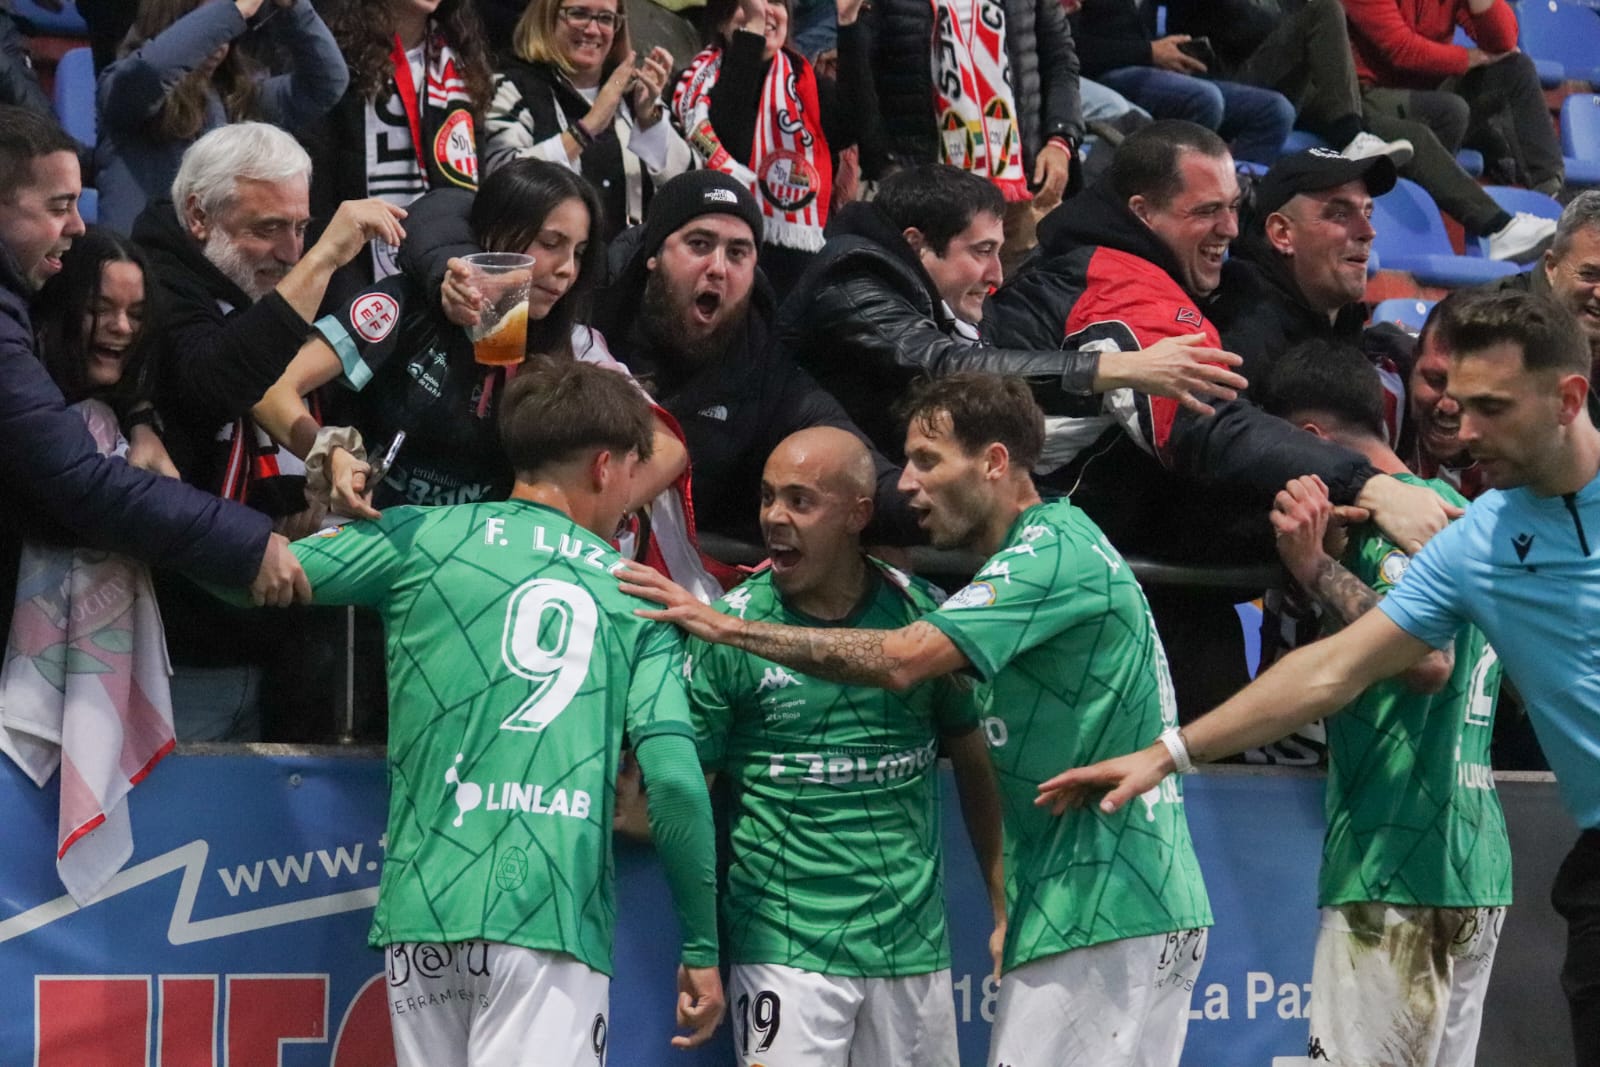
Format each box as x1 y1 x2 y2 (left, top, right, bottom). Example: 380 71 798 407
1158 726 1195 775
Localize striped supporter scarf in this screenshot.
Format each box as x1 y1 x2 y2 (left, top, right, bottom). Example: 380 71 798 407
930 0 1029 201
673 44 833 252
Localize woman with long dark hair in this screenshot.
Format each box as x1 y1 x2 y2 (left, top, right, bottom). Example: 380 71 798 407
483 0 691 242
94 0 347 232
33 228 178 478
300 0 495 295
252 158 675 514
672 0 874 296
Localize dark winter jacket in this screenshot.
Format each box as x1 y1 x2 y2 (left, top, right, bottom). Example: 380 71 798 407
131 198 318 499
865 0 1084 179
1070 0 1161 79
778 199 1102 462
393 190 923 544
1209 247 1369 388
0 243 270 637
595 226 923 545
984 179 1380 562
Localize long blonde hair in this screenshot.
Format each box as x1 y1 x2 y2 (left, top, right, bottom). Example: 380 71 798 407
125 0 261 142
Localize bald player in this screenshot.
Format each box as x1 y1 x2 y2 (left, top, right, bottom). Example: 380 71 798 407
684 427 1004 1067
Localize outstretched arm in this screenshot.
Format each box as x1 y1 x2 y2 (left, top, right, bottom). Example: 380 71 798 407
1035 609 1437 816
619 563 970 690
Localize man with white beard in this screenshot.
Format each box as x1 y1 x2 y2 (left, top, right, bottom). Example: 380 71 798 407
133 121 404 510
130 121 404 741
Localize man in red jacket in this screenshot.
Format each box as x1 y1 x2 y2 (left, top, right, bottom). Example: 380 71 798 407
1343 0 1564 220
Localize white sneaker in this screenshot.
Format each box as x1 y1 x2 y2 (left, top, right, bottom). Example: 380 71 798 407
1342 131 1415 167
1487 211 1558 262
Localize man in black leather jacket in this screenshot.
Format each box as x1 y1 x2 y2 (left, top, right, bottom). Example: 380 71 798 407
779 163 1248 464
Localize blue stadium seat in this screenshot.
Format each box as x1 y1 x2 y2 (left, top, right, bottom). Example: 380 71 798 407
1517 0 1600 86
77 186 97 226
1455 148 1485 176
9 0 87 35
1371 297 1436 331
1562 93 1600 186
1281 130 1330 154
51 47 96 148
1468 184 1563 260
1371 177 1521 285
1456 22 1564 85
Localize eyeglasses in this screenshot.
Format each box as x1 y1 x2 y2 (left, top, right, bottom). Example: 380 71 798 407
559 6 624 29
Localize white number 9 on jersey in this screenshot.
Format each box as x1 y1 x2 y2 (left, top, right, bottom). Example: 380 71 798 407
500 579 599 732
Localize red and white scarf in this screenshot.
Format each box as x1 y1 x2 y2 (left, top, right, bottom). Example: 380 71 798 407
673 45 833 252
929 0 1029 201
366 28 479 278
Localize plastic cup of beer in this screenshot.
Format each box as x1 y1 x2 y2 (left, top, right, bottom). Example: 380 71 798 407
463 252 535 366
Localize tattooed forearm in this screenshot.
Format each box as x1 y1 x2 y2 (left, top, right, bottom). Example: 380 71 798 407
725 619 943 688
1306 556 1381 629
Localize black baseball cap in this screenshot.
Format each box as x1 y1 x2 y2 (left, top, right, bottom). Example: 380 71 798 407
1251 148 1398 222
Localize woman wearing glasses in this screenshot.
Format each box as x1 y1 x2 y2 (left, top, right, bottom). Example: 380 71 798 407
484 0 691 242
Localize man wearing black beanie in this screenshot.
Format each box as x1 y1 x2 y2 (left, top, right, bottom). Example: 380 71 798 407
396 167 920 548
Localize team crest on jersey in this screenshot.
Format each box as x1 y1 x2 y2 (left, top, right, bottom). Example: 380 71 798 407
1379 550 1409 585
1174 306 1203 327
351 292 400 343
943 581 996 609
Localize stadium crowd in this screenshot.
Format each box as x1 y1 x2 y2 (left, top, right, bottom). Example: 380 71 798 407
6 0 1600 1061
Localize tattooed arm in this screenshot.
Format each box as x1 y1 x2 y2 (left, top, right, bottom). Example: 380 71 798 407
1273 475 1453 694
618 566 970 690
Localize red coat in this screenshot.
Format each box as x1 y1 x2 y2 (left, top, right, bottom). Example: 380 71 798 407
1341 0 1519 89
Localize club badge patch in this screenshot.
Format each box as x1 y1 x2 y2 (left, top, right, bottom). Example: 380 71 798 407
351 293 400 343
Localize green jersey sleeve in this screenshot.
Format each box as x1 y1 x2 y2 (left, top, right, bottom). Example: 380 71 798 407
684 637 735 770
926 526 1117 681
624 621 698 745
289 509 428 608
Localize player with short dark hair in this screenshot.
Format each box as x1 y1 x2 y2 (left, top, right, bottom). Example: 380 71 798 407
1043 289 1600 1062
240 359 724 1066
1260 340 1510 1065
622 370 1212 1066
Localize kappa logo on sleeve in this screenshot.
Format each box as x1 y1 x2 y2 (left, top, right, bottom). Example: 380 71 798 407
1174 306 1203 327
351 293 400 343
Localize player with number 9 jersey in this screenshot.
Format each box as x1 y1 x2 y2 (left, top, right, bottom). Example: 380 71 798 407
293 501 702 967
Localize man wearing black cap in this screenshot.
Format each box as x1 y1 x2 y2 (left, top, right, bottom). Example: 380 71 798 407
1210 148 1401 400
984 121 1455 717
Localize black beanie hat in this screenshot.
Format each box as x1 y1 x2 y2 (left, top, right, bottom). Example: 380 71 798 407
639 171 765 260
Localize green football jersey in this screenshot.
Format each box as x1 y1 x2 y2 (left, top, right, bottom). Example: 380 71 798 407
291 500 697 974
687 560 980 977
924 501 1212 971
1319 475 1512 908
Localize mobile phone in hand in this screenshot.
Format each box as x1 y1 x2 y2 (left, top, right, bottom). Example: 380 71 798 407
1177 36 1218 70
367 431 406 487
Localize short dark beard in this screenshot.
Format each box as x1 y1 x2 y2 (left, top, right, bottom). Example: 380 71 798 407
640 269 749 367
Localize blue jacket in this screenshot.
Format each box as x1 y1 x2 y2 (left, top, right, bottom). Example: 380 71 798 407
0 244 272 635
93 0 347 232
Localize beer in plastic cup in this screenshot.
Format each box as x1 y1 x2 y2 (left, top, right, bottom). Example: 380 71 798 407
463 253 535 366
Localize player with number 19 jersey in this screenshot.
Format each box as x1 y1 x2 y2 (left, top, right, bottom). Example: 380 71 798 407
290 499 698 974
686 560 980 977
924 501 1213 970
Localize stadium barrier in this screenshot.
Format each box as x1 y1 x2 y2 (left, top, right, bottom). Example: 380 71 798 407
0 751 1574 1065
